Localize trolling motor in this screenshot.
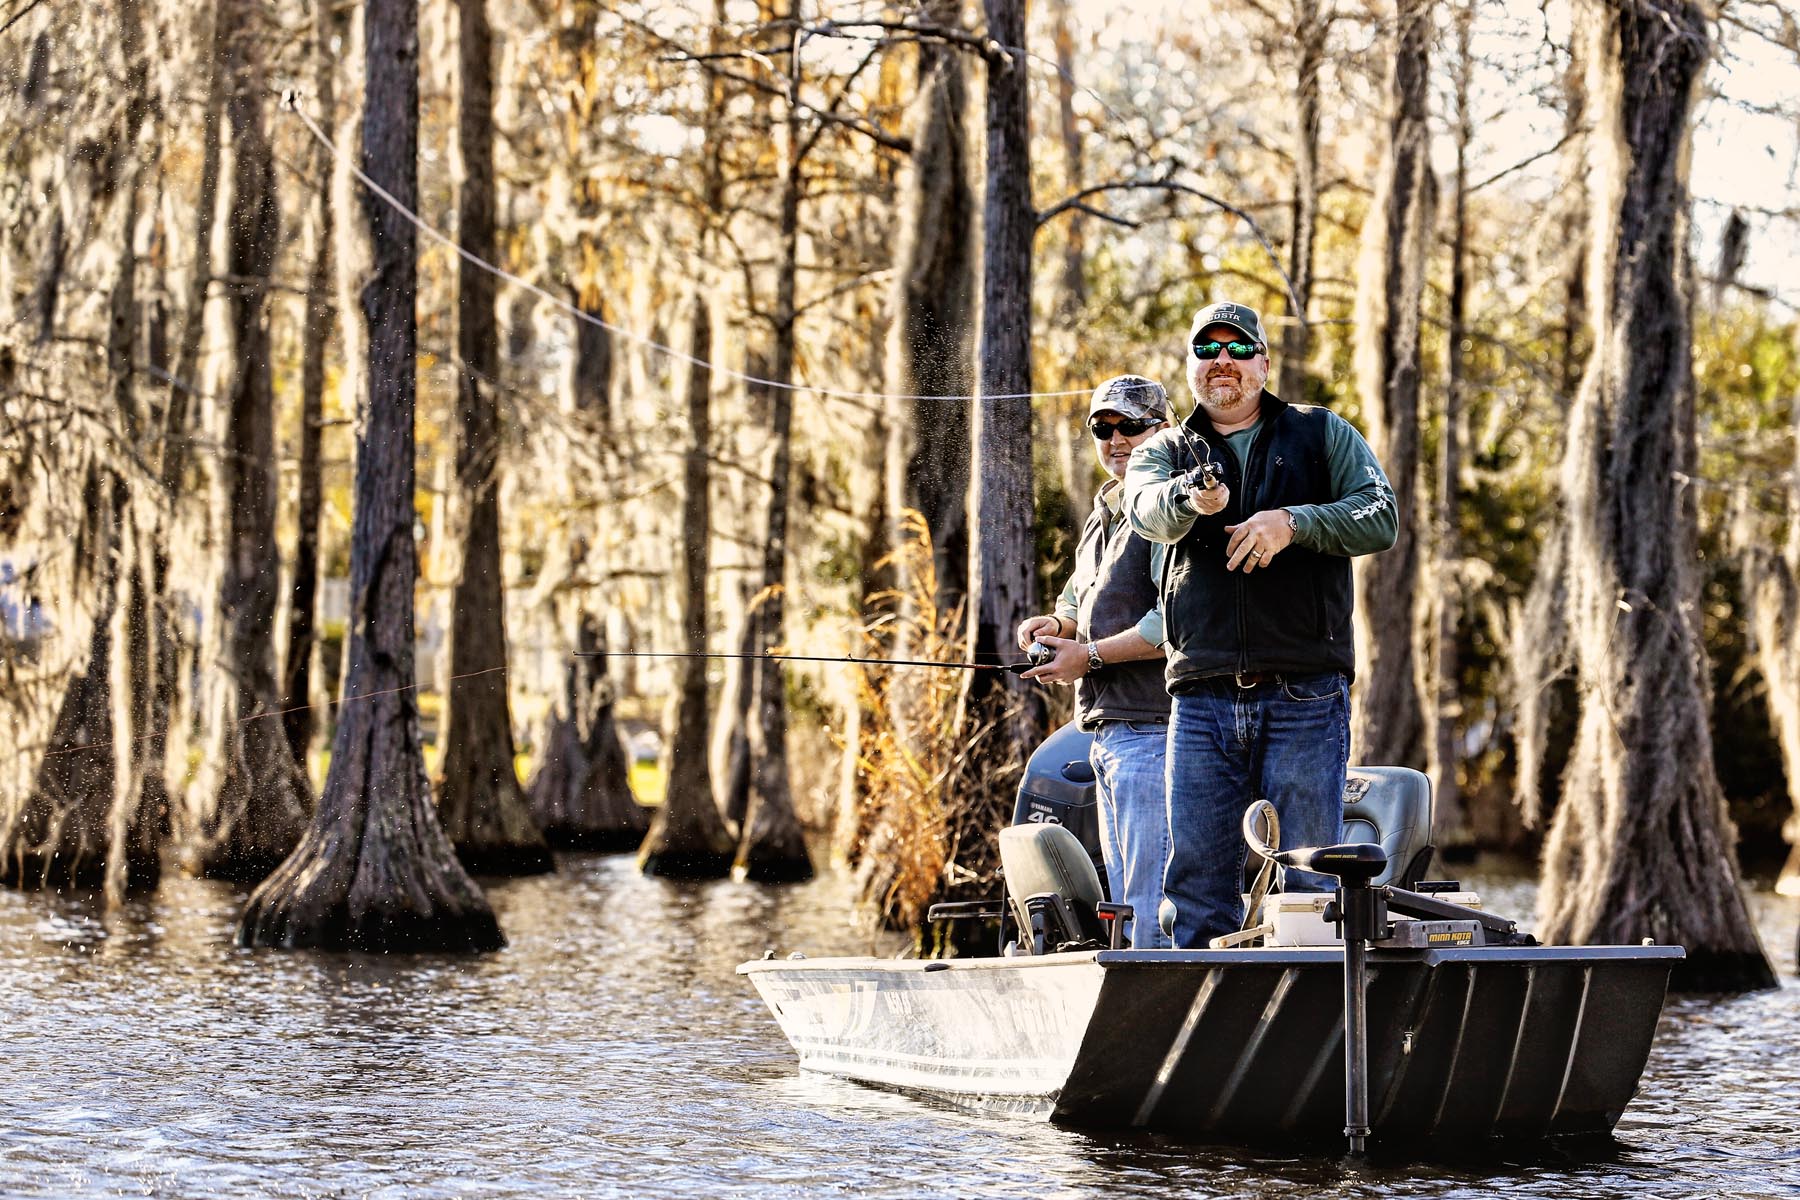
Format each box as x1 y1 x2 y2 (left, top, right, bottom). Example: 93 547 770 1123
1240 801 1385 1156
1238 800 1536 1155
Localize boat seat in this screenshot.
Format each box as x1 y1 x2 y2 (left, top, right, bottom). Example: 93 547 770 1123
1342 765 1434 889
997 824 1130 953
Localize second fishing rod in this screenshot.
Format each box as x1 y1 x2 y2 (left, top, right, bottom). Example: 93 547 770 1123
573 646 1059 674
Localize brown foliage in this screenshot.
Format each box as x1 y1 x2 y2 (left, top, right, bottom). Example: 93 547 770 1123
848 512 1021 936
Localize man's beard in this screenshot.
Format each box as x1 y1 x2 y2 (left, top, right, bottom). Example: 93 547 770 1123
1202 374 1250 408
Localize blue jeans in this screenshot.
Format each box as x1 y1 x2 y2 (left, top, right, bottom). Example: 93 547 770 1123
1089 720 1173 949
1163 673 1350 948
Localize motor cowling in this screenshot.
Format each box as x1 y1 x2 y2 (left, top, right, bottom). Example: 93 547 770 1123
1010 720 1108 899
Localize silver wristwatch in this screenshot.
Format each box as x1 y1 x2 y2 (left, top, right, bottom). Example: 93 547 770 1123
1086 642 1104 673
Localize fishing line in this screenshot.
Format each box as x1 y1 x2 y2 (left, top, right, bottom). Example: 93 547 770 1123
22 665 509 765
576 649 1044 674
278 94 1094 406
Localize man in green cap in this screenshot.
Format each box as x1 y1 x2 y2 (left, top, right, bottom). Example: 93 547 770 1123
1123 301 1397 949
1016 374 1174 948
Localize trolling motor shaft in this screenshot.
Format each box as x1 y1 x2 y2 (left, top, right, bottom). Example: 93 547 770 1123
1240 802 1388 1156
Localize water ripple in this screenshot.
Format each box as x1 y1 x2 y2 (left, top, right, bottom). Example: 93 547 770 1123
1 858 1796 1198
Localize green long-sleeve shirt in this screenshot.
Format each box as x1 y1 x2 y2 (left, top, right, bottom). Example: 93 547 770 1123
1123 407 1398 557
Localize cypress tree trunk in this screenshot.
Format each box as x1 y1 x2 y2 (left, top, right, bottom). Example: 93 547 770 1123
884 0 974 624
1276 0 1325 405
139 1 221 865
1737 372 1800 903
1509 49 1590 829
1045 0 1090 527
5 474 142 891
640 293 735 877
737 6 813 884
948 0 1044 904
106 0 165 901
180 0 312 882
1351 0 1433 771
238 0 503 951
2 0 159 895
283 0 342 767
527 615 647 850
435 0 552 876
640 0 736 879
1428 0 1474 851
714 608 757 829
1536 0 1772 993
528 250 637 849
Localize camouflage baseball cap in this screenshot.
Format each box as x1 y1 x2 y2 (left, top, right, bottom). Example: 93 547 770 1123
1086 374 1169 421
1189 300 1267 347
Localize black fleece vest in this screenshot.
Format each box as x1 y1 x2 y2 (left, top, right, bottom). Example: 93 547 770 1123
1161 394 1356 691
1071 494 1171 729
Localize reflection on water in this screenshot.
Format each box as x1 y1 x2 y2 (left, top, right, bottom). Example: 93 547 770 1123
1 857 1796 1199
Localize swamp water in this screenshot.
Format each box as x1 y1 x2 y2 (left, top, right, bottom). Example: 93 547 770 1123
1 857 1796 1199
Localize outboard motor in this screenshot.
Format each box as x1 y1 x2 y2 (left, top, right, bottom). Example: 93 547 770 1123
1010 720 1108 897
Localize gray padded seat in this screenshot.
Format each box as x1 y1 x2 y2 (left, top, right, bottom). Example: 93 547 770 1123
998 823 1106 940
1341 765 1434 888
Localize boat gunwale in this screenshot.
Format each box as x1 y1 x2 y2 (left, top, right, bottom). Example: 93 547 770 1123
736 949 1102 975
738 943 1685 975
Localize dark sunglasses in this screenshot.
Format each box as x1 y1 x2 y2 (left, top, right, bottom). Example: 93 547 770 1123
1089 417 1161 440
1192 339 1262 361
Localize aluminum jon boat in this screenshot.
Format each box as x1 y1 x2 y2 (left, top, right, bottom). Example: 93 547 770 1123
740 723 1682 1152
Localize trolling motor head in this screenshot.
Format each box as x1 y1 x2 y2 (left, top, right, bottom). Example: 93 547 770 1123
1240 799 1386 886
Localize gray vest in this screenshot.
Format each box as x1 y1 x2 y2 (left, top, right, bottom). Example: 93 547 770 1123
1072 493 1172 729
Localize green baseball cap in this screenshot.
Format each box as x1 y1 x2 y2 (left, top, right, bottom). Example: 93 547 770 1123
1189 300 1267 347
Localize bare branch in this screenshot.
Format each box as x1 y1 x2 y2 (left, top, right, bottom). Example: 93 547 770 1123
0 0 47 38
1036 178 1302 314
1468 126 1580 193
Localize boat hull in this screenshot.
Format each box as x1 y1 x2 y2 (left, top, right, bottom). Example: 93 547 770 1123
741 944 1682 1145
740 954 1104 1117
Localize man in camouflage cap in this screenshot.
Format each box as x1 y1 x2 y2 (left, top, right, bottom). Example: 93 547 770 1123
1123 301 1398 949
1016 374 1175 948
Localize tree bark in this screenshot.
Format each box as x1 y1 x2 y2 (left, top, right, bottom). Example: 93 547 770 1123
1276 0 1325 406
180 0 312 882
1509 43 1591 829
640 293 736 877
107 0 166 902
2 0 160 896
737 4 813 884
884 0 974 625
1739 496 1800 901
1536 0 1772 993
4 475 145 891
1352 0 1433 771
639 0 735 879
1428 0 1473 850
1737 363 1800 901
435 0 553 876
947 0 1044 906
1046 0 1090 527
238 0 503 952
527 615 647 850
714 606 758 829
283 0 342 767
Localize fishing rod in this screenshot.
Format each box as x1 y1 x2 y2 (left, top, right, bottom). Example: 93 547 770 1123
575 647 1055 674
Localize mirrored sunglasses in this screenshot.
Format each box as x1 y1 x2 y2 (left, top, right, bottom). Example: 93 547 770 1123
1191 339 1262 361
